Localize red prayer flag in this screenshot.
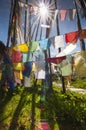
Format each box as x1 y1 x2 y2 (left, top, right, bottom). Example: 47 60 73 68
11 50 22 63
60 9 67 21
45 56 66 64
65 31 79 44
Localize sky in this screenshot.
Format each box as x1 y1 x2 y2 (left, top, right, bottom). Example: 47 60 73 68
0 0 86 53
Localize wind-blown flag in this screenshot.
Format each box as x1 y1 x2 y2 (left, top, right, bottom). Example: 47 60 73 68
45 56 66 64
38 38 48 50
59 9 67 21
60 55 72 76
68 9 76 21
65 31 79 44
73 51 86 76
54 35 65 49
56 44 77 57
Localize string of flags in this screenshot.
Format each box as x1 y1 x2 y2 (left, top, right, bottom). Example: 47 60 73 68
18 1 86 21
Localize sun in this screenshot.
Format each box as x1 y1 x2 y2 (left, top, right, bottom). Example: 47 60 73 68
33 1 55 24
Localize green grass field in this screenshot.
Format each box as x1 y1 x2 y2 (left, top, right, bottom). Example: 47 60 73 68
0 78 86 130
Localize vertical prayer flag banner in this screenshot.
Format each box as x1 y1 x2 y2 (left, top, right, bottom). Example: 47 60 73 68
73 51 86 77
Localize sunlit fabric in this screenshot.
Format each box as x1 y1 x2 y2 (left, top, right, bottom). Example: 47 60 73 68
60 55 72 76
27 41 38 52
65 31 79 44
22 52 33 63
56 44 77 57
13 43 29 52
54 35 65 49
61 63 72 76
73 51 86 76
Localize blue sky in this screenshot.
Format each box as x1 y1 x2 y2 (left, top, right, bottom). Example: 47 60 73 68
0 0 86 52
0 0 11 45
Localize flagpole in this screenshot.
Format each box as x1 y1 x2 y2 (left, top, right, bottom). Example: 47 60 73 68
45 0 53 91
74 0 85 50
54 0 66 93
24 0 28 42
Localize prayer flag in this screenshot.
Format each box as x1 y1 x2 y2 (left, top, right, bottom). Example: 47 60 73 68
59 9 67 21
45 56 66 64
65 31 79 44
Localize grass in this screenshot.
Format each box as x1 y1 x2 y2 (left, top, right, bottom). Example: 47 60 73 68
0 79 86 130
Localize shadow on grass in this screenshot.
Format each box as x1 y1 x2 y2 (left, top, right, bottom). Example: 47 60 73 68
8 80 38 130
29 79 38 130
0 89 14 123
43 88 86 130
8 88 28 130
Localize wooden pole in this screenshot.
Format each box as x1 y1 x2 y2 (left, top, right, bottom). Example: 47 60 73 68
45 0 53 91
6 0 14 47
24 0 28 42
54 0 66 93
74 0 85 50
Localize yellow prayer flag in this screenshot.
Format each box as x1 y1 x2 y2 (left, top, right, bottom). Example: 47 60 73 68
13 43 29 52
13 62 24 71
73 51 86 76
